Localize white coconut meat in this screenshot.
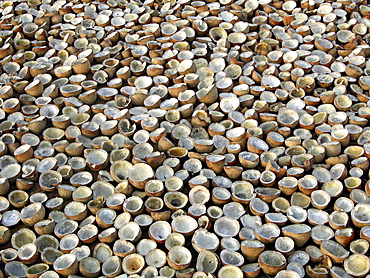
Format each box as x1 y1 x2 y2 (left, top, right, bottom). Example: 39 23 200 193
53 254 77 271
148 221 171 243
128 163 154 184
214 217 240 237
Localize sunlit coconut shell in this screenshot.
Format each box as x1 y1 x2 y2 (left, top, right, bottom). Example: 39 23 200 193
14 144 34 163
112 239 135 258
86 149 108 172
4 261 28 277
91 181 115 200
145 248 167 268
281 224 311 247
26 263 49 278
196 250 219 274
122 253 145 275
275 236 295 255
122 196 143 216
98 227 118 243
1 248 18 263
11 228 36 250
34 235 59 253
192 229 219 252
148 221 171 244
220 249 244 266
286 205 307 223
321 240 350 263
241 263 261 278
249 198 269 216
18 242 38 264
70 245 90 262
214 216 240 238
92 243 113 263
77 224 98 244
231 181 255 204
278 177 298 196
59 234 79 253
171 215 198 236
102 256 122 277
241 239 265 263
135 239 156 257
258 250 287 276
261 75 281 90
21 203 45 226
344 254 370 277
54 219 78 238
96 208 116 229
42 128 65 142
2 210 21 227
311 225 334 245
118 221 142 242
163 232 185 252
311 190 331 209
164 191 188 210
254 223 280 244
350 239 369 255
329 210 349 230
53 254 78 276
64 201 87 221
329 266 354 278
351 204 370 227
79 257 101 278
41 248 63 266
247 137 269 154
128 163 154 189
277 109 299 128
167 246 192 270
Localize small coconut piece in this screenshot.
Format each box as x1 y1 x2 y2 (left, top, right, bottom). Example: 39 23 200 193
79 257 101 278
102 256 122 277
40 247 63 265
53 254 78 276
254 223 280 244
214 217 240 238
26 263 49 278
2 210 21 227
344 254 370 277
144 249 166 269
18 242 38 264
171 215 198 236
350 239 369 255
321 240 350 263
282 224 311 247
192 229 219 253
218 265 243 278
258 250 287 276
21 203 45 226
4 261 28 277
148 221 171 244
86 149 108 172
167 246 192 270
70 246 90 262
241 240 265 262
128 163 154 189
196 251 219 274
122 253 145 275
64 201 87 221
118 221 141 242
275 237 295 255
